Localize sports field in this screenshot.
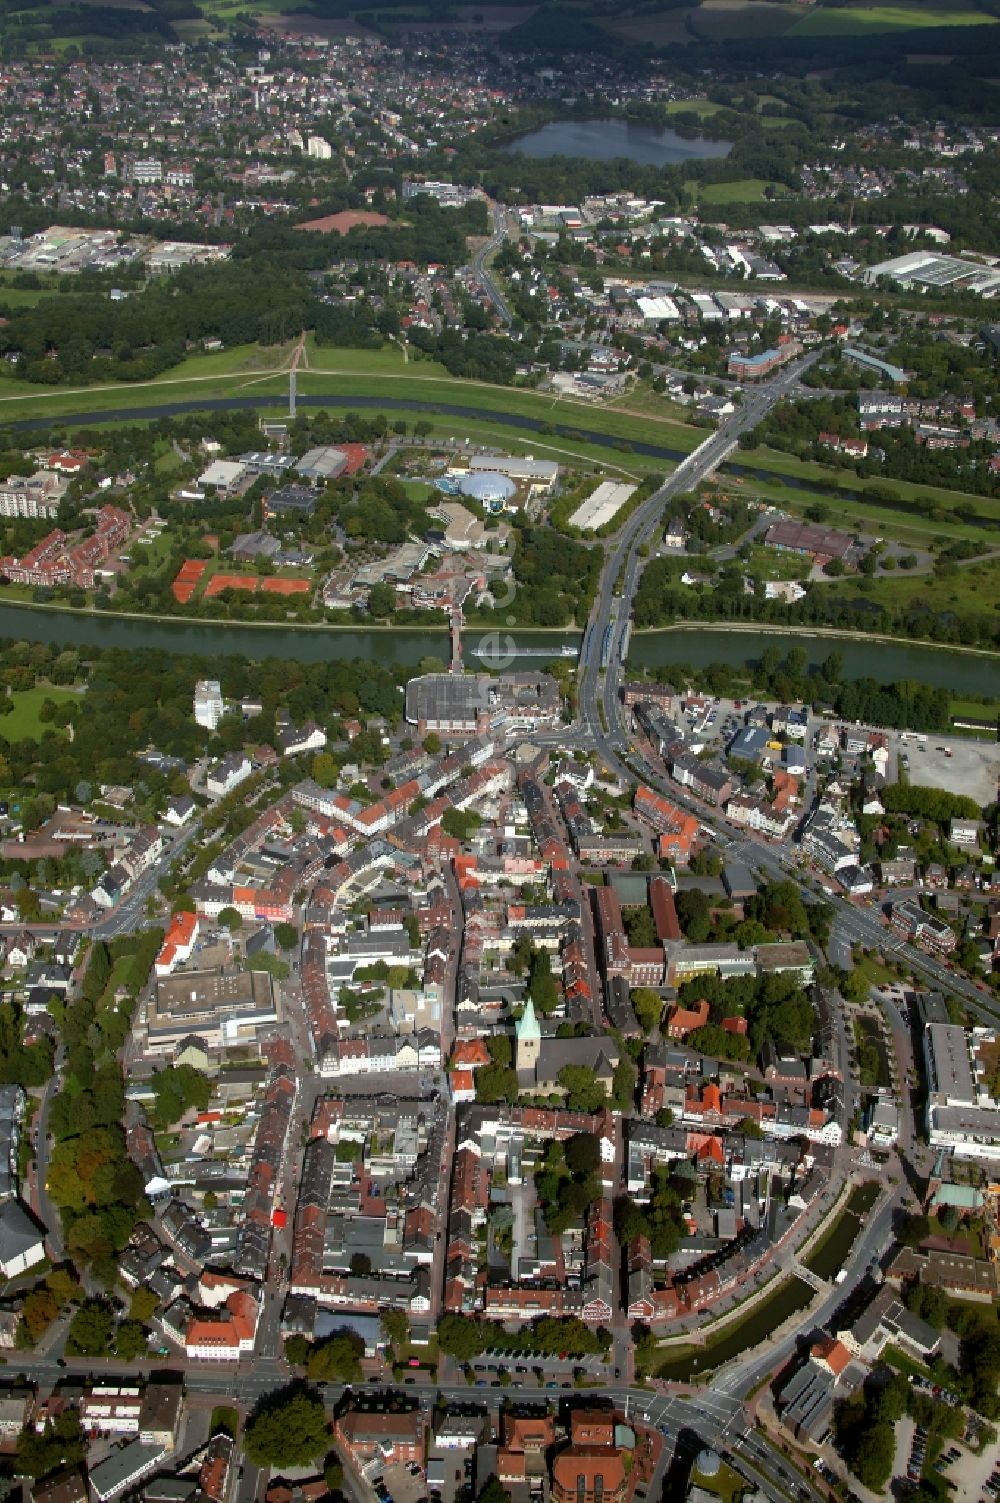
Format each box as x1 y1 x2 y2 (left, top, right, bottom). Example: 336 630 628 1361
696 178 773 204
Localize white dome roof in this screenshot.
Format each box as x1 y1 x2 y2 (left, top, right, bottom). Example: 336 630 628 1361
459 470 516 505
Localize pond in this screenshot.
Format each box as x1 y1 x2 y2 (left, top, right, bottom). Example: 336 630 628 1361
503 117 731 165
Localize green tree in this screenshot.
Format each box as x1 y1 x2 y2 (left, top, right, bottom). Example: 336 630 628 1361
612 1057 636 1113
631 988 662 1034
115 1320 148 1360
476 1063 519 1105
244 1387 330 1468
477 1480 512 1503
529 951 559 1016
274 922 299 951
564 1133 601 1178
442 807 481 841
437 1314 486 1360
218 906 242 931
306 1332 364 1383
558 1066 605 1113
66 1300 115 1357
284 1334 311 1367
381 1309 410 1356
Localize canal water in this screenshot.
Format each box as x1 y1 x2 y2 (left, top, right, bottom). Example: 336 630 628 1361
0 604 994 693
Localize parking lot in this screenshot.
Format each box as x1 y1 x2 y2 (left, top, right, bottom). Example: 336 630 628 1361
944 1439 1000 1503
901 732 1000 807
374 1462 428 1503
427 1443 473 1503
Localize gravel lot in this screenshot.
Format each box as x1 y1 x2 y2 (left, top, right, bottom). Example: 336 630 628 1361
902 733 1000 808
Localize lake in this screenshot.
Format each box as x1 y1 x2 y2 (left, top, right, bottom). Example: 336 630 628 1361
503 117 731 165
0 603 995 696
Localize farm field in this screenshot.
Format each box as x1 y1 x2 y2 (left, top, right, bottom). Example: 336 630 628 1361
790 0 996 32
0 684 81 740
600 14 691 43
690 0 803 37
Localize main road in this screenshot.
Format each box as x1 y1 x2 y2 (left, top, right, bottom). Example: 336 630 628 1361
572 345 999 1029
579 347 824 747
469 200 513 327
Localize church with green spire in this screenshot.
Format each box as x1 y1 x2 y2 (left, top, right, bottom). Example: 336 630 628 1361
515 994 541 1077
514 992 619 1096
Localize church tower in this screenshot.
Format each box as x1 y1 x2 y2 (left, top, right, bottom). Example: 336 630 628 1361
515 995 541 1076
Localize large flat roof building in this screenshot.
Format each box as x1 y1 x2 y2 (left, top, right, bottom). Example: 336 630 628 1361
862 250 1000 297
145 968 279 1055
567 482 637 532
924 1022 1000 1162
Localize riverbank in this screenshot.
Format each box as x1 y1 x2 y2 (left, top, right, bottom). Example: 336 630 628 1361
0 598 996 692
641 620 1000 660
1 596 997 657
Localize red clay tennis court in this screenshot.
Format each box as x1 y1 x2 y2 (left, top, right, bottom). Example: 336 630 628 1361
337 444 368 476
204 573 311 598
260 577 310 595
171 559 208 603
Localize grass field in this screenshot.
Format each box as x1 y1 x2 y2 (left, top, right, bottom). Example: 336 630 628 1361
950 695 1000 721
0 685 81 740
0 285 62 309
128 528 175 570
664 97 727 118
834 559 1000 620
696 179 775 204
738 444 1000 524
741 544 812 581
855 1014 893 1089
851 950 901 989
790 0 996 32
751 478 991 548
690 1461 745 1503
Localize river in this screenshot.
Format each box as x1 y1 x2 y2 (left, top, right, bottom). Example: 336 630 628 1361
502 118 732 165
0 603 994 693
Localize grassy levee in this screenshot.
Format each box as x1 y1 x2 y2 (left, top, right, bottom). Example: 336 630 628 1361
0 347 998 550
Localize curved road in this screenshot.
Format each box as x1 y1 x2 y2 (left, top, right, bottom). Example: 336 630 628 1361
469 201 513 327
